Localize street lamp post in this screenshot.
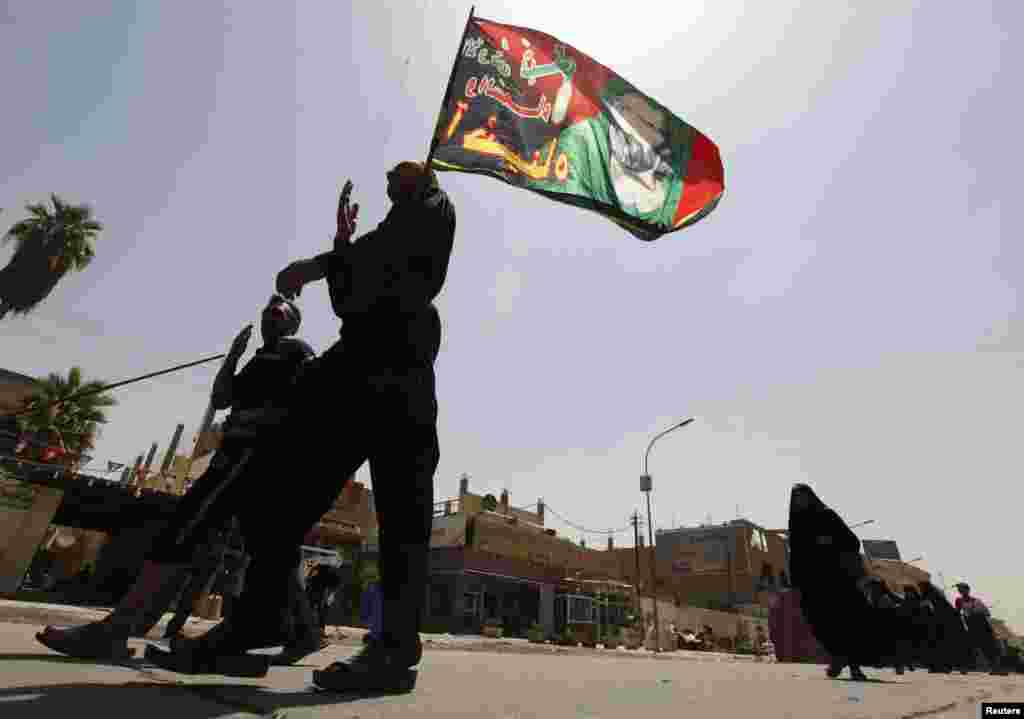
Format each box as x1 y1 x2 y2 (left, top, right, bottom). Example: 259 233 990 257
640 417 695 653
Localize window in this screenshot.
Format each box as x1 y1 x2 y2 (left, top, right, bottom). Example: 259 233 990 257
462 591 480 619
704 540 726 564
567 595 594 623
430 583 451 616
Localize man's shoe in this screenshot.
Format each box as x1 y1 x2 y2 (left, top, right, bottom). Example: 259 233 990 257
850 667 868 682
145 642 269 678
271 635 331 666
146 620 274 678
36 620 135 662
312 637 422 694
826 661 845 679
990 669 1010 676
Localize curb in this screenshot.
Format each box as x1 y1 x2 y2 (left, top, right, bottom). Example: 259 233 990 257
1 600 761 662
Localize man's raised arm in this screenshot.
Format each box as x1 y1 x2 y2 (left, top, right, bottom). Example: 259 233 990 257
276 180 358 300
210 324 253 410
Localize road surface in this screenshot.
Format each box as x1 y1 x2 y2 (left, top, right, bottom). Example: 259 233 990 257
1 619 1022 718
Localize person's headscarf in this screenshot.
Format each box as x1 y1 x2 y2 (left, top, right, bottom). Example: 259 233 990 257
787 484 861 590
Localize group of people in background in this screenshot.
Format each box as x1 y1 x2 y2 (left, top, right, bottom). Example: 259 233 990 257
787 483 1014 681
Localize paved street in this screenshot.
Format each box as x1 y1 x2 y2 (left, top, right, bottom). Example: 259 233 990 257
1 618 1022 718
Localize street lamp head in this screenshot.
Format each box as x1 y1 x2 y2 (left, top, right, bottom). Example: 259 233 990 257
640 474 652 493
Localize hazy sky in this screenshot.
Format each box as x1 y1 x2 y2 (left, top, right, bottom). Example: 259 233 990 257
2 2 1020 631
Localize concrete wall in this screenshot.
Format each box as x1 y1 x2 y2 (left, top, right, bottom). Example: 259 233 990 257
638 595 769 641
45 527 110 580
0 476 64 593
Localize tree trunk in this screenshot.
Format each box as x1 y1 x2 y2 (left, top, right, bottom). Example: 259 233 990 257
0 241 65 316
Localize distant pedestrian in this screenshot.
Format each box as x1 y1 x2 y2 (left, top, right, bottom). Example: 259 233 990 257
361 579 383 644
308 563 345 639
955 582 1007 675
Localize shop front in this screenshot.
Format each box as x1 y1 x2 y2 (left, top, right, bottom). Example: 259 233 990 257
423 546 559 637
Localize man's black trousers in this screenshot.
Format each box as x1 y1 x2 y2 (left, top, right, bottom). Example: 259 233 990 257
225 353 439 645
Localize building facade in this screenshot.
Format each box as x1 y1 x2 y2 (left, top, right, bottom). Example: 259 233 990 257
613 519 791 610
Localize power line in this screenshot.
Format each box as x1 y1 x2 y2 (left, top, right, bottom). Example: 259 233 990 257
542 502 635 536
1 353 226 421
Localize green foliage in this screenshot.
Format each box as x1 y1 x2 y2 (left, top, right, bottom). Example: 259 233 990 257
1 195 102 317
734 638 755 655
17 367 117 461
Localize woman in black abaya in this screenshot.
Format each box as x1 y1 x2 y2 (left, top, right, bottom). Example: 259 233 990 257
917 581 971 674
788 484 908 680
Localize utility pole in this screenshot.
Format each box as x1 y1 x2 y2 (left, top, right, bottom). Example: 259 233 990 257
631 511 641 582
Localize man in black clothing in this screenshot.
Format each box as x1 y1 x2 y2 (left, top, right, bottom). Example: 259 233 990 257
306 563 345 638
160 162 455 693
917 581 971 674
37 296 317 662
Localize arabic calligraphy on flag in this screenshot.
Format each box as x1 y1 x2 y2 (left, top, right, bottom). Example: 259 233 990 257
430 17 725 241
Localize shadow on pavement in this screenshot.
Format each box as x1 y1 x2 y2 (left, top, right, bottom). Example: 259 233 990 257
0 681 410 718
186 680 415 711
0 652 133 667
0 683 237 719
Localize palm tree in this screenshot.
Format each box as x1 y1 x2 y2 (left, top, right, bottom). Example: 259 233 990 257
16 367 117 469
0 195 102 320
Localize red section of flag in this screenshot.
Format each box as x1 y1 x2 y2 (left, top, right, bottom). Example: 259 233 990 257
674 129 726 227
473 18 614 126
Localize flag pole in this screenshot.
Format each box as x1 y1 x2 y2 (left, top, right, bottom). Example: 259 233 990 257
425 5 476 169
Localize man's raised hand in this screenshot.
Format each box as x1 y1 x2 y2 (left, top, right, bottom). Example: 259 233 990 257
335 179 359 247
276 262 306 299
229 324 253 360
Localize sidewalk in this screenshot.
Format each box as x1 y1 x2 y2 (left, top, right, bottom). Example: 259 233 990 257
3 619 1020 719
0 599 759 663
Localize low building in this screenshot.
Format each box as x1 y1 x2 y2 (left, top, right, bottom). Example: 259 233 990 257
865 558 931 591
614 519 790 610
413 476 636 637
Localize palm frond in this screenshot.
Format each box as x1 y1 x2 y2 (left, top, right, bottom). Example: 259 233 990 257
1 194 103 317
17 368 118 449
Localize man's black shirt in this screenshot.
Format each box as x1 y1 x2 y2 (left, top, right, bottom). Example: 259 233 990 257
317 186 456 371
227 337 315 419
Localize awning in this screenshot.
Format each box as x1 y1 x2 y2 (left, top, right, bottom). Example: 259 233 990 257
460 568 551 587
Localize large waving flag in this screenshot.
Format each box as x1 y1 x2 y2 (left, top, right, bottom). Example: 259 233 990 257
428 10 724 242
